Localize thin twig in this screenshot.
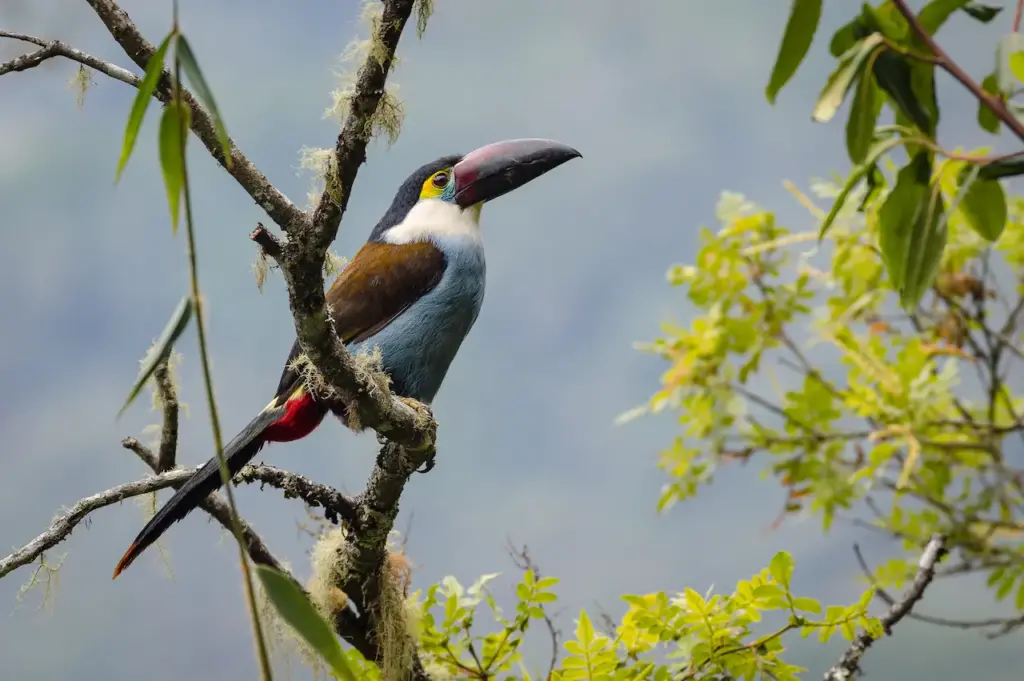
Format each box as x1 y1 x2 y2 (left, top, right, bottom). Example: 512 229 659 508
824 534 947 680
507 541 562 679
234 463 360 527
0 469 196 578
0 30 139 84
852 543 1011 632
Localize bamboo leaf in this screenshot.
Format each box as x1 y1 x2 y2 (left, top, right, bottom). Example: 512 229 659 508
118 296 192 418
176 36 232 166
158 99 192 233
116 32 174 182
254 565 357 681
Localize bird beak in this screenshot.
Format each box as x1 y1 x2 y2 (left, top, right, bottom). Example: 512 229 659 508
453 138 581 208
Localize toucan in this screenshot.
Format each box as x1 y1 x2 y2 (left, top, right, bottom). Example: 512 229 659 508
112 138 581 578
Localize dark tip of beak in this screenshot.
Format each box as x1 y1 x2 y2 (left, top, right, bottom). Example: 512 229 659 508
453 138 581 208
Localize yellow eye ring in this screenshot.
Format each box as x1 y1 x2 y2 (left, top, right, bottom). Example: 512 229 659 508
431 171 449 189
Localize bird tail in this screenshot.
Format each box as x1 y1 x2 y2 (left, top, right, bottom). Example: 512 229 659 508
112 388 326 578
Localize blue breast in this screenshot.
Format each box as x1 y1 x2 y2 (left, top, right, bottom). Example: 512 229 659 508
347 235 486 404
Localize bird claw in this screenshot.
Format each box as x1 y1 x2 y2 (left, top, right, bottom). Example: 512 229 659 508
416 456 436 474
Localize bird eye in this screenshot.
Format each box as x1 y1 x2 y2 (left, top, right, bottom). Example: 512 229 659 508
432 171 449 188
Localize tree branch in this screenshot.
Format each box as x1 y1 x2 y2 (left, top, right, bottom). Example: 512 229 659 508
0 468 196 579
0 30 139 84
234 463 360 528
889 0 1024 145
153 360 179 473
824 534 947 681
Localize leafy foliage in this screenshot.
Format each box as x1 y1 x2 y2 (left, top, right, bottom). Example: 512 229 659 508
628 170 1024 636
766 0 1021 310
333 558 879 681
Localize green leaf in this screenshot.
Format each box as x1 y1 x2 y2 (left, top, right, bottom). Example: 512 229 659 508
792 597 822 614
819 134 906 238
828 18 861 58
536 576 560 590
978 72 1002 134
962 3 1002 22
769 551 795 589
956 166 1007 241
766 0 823 104
118 296 192 418
115 32 173 182
859 3 906 42
176 36 232 165
846 58 882 163
158 99 191 233
918 0 972 35
979 156 1024 180
254 565 356 681
873 50 937 135
812 33 884 123
878 152 947 310
574 610 596 645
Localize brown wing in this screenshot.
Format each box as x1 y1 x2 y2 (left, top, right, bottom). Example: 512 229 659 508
272 241 447 401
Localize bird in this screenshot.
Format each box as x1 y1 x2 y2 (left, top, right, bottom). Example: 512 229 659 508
112 138 581 578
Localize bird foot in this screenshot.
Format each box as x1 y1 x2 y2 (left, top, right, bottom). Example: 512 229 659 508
416 455 436 474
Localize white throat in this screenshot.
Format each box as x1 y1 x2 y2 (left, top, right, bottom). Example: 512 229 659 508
383 200 483 245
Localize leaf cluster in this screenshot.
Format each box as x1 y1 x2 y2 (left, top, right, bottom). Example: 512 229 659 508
328 554 879 681
767 0 1016 309
629 174 1024 638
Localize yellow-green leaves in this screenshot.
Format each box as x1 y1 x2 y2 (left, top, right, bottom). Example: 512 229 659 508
769 551 795 590
116 32 173 182
562 611 617 680
159 99 191 232
878 153 947 310
253 565 356 681
1011 51 1024 83
813 33 884 123
176 36 232 166
956 165 1007 242
118 296 192 417
766 0 823 104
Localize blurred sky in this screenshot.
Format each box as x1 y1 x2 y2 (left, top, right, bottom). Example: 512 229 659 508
0 1 1021 679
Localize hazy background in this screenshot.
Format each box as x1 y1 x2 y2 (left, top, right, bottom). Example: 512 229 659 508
0 1 1019 679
